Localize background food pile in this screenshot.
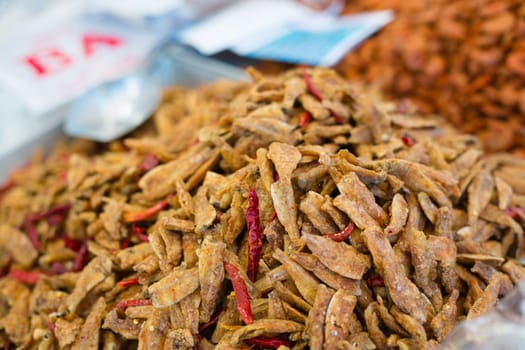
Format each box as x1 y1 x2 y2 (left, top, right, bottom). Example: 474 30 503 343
340 0 525 154
1 68 525 349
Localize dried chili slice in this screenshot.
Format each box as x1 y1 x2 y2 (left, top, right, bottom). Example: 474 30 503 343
269 210 277 224
215 210 223 224
0 259 12 278
114 299 152 311
333 113 344 124
366 275 385 287
51 262 67 275
132 223 149 242
63 236 82 251
43 203 71 226
302 68 343 124
138 154 159 173
244 336 293 349
72 239 89 272
198 308 224 333
57 170 68 184
44 203 72 219
302 67 323 102
401 133 417 147
123 194 173 223
117 277 140 288
224 262 253 325
9 269 42 285
23 203 72 250
246 188 263 282
299 111 312 128
505 207 525 219
324 222 355 242
0 179 14 200
120 238 131 249
47 322 56 338
23 219 40 250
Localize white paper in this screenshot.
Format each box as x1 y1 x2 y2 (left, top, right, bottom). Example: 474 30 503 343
179 0 310 55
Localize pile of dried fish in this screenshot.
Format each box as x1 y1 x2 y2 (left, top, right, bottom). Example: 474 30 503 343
340 0 525 154
1 67 525 349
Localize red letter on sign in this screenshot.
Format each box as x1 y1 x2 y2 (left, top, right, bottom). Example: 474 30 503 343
24 49 71 76
82 34 122 56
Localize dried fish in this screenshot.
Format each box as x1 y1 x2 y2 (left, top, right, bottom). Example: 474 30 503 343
384 193 408 236
467 167 494 225
365 229 433 323
304 284 333 350
198 238 226 323
1 67 524 349
302 232 370 280
148 267 199 307
273 249 319 304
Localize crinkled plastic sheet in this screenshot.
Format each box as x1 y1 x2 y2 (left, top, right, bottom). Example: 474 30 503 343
441 279 525 349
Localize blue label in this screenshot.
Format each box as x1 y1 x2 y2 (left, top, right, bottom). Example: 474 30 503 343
245 26 358 66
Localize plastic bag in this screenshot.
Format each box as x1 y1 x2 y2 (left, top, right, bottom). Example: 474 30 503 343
441 279 525 349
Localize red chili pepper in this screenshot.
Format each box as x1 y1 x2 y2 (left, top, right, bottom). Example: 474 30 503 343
244 336 293 348
114 298 152 311
246 189 263 282
9 269 42 284
46 214 63 226
120 238 131 249
58 170 68 184
302 67 323 102
43 203 71 226
26 211 44 222
63 236 82 251
132 223 149 242
366 275 385 287
325 222 355 242
0 259 12 278
215 210 223 224
505 207 525 219
198 308 224 333
51 262 67 275
298 111 312 128
72 239 89 272
47 322 56 338
44 203 71 218
301 69 344 125
401 134 416 147
224 262 253 325
23 203 71 250
4 338 11 350
117 277 140 288
24 219 40 250
269 210 277 224
333 113 344 124
123 193 173 223
0 179 14 198
138 154 159 173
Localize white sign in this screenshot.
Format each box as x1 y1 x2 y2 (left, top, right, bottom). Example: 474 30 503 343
0 14 159 116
